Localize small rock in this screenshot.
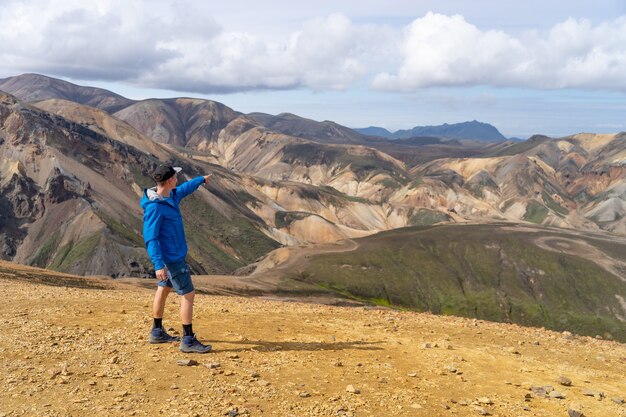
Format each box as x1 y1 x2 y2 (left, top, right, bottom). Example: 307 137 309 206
208 363 221 369
48 369 61 380
582 389 603 399
109 356 119 364
346 385 360 394
531 385 554 395
250 371 260 378
549 391 565 399
407 372 418 377
567 410 585 417
227 410 239 417
177 359 198 366
558 376 572 386
612 397 624 405
475 406 491 415
257 380 270 387
410 403 422 409
562 331 574 340
299 391 311 398
170 384 178 390
477 397 493 405
421 343 433 349
227 353 239 359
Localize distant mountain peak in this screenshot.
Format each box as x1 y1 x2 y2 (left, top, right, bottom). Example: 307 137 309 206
355 120 507 142
0 73 134 113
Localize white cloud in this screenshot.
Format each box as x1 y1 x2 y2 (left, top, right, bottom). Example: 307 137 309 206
1 2 626 94
373 13 626 91
0 1 390 92
0 0 209 80
141 13 392 93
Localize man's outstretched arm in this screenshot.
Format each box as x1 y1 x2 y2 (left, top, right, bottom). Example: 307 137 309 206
173 174 213 203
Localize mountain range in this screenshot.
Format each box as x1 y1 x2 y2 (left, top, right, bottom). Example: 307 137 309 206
355 120 509 142
1 73 625 338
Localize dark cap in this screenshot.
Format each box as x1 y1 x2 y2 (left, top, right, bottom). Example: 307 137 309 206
152 165 182 182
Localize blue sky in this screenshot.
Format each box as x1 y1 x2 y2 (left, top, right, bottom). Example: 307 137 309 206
1 0 625 138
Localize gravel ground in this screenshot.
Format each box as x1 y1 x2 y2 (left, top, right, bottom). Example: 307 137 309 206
0 262 625 417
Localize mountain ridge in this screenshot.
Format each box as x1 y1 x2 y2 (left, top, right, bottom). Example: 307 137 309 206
355 120 508 142
0 73 134 113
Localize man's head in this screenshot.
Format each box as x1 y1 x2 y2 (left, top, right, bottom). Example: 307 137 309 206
152 165 182 186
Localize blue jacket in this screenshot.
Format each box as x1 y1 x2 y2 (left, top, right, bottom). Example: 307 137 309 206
140 176 205 270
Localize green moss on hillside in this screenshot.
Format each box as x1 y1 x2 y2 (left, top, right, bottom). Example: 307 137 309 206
408 177 423 188
275 211 312 228
180 195 280 274
97 211 144 247
523 201 548 223
542 192 569 216
294 224 626 341
281 143 408 183
31 231 62 268
409 209 451 226
295 185 370 207
128 163 154 190
49 234 101 272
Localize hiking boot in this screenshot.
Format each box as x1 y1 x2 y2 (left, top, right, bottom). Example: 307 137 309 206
149 326 181 344
180 334 212 353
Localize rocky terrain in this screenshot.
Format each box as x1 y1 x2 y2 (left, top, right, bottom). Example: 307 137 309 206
1 260 625 417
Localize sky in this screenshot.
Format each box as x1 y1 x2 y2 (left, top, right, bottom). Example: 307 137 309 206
1 0 626 138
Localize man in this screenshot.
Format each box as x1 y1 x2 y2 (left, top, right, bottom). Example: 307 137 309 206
141 164 213 353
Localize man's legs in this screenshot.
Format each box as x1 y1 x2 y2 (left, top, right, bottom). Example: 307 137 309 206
179 289 211 353
153 285 172 320
181 290 194 328
164 260 211 353
149 285 180 343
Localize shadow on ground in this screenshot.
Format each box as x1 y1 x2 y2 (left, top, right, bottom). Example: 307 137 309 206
208 339 384 353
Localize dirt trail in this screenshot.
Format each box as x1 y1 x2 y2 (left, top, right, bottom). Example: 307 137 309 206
534 236 626 282
1 261 625 417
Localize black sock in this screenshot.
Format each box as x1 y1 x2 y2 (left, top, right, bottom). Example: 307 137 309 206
153 318 162 329
183 323 193 337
